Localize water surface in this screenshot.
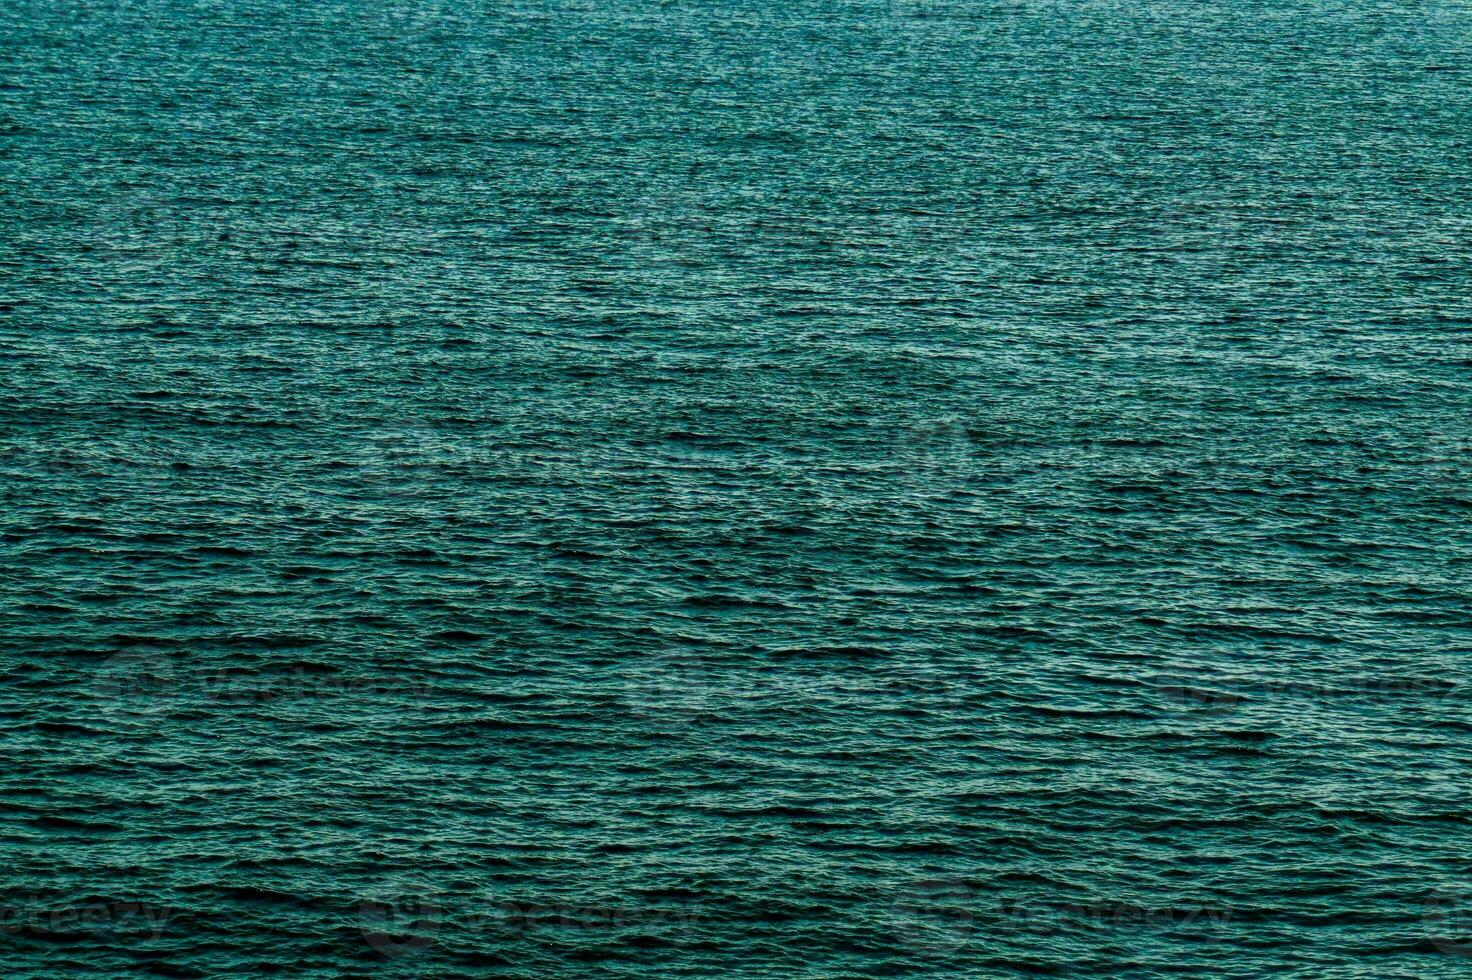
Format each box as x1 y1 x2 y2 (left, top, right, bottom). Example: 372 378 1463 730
3 0 1471 975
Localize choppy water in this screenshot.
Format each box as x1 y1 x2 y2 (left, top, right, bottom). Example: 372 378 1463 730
4 0 1472 976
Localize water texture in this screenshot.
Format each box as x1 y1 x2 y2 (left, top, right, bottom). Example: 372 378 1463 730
3 0 1472 976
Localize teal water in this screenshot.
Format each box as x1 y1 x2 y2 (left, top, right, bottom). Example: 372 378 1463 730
3 1 1472 976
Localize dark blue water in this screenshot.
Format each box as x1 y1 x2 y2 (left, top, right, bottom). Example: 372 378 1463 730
3 1 1472 975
